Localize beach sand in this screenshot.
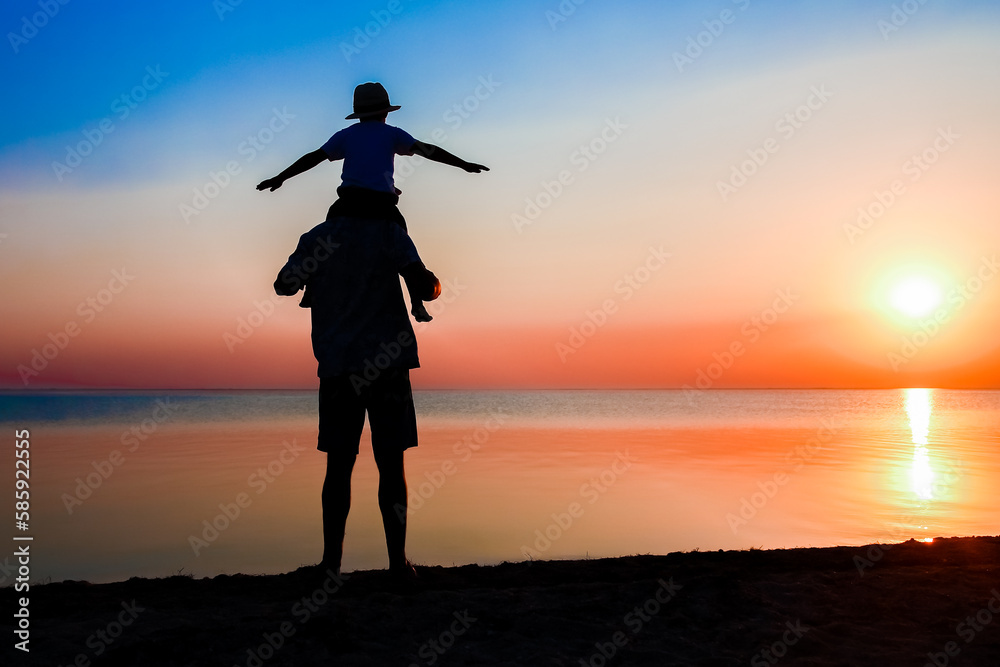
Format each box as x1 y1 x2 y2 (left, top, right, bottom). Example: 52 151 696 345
5 536 1000 666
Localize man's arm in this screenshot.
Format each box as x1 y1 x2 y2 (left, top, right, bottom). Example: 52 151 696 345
274 234 311 296
400 262 441 301
257 149 328 192
411 140 489 173
274 260 305 296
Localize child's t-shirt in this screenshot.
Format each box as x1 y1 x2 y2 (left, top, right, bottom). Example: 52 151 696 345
321 122 416 195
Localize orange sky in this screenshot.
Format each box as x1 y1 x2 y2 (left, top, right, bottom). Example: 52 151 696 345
6 315 1000 390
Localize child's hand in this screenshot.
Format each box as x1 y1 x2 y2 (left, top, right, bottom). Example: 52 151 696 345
463 162 489 174
256 177 283 192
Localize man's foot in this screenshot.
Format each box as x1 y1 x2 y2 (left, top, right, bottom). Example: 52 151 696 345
411 302 432 322
293 561 339 576
318 561 342 579
389 560 418 584
388 565 418 593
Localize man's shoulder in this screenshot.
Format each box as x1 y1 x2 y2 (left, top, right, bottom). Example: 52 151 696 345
301 217 401 244
299 218 335 236
295 219 342 246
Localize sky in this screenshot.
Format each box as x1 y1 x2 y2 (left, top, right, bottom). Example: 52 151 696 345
1 0 999 389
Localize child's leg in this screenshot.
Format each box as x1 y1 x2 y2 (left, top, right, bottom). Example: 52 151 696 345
409 290 432 322
392 216 434 321
400 261 440 323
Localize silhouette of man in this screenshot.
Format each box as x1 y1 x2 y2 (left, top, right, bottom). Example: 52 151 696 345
273 218 439 581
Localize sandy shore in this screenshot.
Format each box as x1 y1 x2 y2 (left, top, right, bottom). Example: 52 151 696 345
4 536 1000 666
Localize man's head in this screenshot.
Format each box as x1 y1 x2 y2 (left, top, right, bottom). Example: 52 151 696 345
346 82 400 121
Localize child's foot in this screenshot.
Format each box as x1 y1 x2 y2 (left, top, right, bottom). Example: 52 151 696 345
412 302 432 322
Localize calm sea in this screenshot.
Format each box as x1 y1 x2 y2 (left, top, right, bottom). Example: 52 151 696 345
1 389 998 584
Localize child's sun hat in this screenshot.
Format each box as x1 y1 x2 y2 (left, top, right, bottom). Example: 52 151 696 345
346 82 401 120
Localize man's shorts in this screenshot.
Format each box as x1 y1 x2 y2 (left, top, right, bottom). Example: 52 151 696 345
317 366 418 456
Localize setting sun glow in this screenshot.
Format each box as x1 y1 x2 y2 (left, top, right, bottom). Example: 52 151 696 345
889 276 944 319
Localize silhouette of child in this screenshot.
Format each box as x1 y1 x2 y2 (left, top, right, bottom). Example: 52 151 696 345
257 82 488 321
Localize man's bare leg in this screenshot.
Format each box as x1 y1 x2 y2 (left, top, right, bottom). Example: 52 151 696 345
322 452 357 574
373 447 414 576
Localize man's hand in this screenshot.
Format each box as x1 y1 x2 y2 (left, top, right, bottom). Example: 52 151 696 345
273 271 301 296
462 162 490 174
257 177 284 192
400 262 440 302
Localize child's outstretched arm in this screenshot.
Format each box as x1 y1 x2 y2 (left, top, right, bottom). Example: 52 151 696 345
256 149 328 191
412 140 489 173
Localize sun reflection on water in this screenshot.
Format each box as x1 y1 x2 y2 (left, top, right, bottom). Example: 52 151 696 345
904 388 934 500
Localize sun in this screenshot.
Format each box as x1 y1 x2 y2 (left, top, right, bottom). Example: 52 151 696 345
888 275 944 318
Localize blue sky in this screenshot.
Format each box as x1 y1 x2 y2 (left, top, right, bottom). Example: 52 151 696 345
3 2 995 172
6 0 992 162
2 1 1000 388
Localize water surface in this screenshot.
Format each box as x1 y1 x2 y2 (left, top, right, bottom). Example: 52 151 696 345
1 389 997 583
